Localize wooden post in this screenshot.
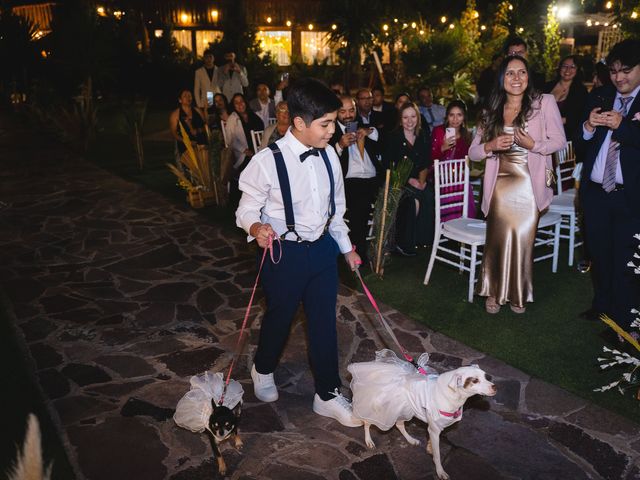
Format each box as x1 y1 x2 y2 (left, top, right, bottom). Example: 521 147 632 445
375 169 391 275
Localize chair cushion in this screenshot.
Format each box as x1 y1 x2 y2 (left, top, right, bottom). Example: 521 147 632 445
442 218 486 243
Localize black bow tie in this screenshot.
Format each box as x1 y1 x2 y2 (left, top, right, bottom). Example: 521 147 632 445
300 148 320 162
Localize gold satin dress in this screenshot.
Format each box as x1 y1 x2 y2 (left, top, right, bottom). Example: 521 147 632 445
477 126 539 307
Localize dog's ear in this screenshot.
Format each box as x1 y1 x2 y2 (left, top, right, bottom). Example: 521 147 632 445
232 402 242 418
448 373 462 391
211 398 219 413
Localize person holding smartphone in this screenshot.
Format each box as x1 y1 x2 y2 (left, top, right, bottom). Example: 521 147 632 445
330 95 382 266
430 100 476 221
215 51 249 101
469 55 565 314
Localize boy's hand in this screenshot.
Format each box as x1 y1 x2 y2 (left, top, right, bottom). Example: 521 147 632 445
344 251 362 271
250 222 275 248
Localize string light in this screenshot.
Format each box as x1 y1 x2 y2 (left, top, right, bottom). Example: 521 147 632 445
210 10 218 21
448 23 454 29
308 24 314 30
286 20 292 27
480 25 486 30
382 24 389 31
331 24 337 30
267 16 272 23
440 16 447 23
605 1 612 9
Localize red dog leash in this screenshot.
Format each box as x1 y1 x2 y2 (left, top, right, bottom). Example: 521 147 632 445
219 234 282 405
353 266 428 376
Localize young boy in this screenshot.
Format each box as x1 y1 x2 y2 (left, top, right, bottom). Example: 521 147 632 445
235 78 362 426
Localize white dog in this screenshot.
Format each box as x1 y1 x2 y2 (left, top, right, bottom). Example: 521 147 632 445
348 351 496 480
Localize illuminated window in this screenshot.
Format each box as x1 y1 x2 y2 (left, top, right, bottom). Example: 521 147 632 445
195 30 223 56
172 29 192 51
256 30 292 65
301 31 336 65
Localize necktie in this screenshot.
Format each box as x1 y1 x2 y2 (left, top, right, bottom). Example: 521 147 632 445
602 96 633 192
426 107 435 125
300 148 320 162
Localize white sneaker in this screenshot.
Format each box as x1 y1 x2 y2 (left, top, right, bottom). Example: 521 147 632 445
251 364 278 402
312 389 363 427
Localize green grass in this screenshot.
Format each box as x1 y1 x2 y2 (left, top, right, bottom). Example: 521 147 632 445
90 104 640 421
347 249 640 420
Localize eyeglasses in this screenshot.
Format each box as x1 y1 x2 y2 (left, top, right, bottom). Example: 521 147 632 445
357 96 373 101
561 64 577 70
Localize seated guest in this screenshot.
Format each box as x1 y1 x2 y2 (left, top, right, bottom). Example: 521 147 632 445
417 86 446 131
331 95 382 265
258 101 290 151
544 55 588 141
249 82 276 127
383 102 434 256
169 89 208 157
393 92 429 134
430 100 476 220
226 93 264 204
209 93 231 133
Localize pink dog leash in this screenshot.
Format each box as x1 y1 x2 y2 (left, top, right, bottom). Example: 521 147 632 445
219 234 282 406
353 263 427 376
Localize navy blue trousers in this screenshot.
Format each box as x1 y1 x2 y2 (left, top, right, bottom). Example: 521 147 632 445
581 181 640 328
253 234 342 401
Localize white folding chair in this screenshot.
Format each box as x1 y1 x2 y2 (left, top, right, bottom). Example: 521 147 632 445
549 140 582 266
425 158 561 302
250 129 264 154
424 158 485 302
220 120 229 148
268 117 277 125
554 140 576 197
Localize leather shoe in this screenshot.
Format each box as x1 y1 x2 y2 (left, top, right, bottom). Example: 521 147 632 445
579 308 601 321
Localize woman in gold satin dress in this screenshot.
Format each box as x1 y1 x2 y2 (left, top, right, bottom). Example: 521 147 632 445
469 56 566 314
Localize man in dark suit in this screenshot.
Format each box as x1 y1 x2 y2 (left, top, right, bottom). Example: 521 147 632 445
355 88 385 134
577 39 640 332
331 95 382 265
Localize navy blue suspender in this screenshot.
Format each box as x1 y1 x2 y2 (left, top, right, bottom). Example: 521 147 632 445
267 143 335 242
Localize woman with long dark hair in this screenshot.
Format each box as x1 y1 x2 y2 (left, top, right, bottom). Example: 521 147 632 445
543 55 588 140
469 56 565 314
430 99 476 220
169 89 208 156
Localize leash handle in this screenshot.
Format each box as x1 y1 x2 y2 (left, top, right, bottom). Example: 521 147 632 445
353 266 427 377
220 234 280 405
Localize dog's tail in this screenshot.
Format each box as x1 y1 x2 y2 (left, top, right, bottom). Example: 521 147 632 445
6 414 52 480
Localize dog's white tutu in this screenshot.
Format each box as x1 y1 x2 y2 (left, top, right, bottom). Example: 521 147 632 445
174 371 244 433
348 349 438 431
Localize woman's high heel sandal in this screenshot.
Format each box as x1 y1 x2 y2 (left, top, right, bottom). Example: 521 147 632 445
510 304 526 314
485 297 500 314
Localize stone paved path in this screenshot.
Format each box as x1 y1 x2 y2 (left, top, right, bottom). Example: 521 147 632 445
1 117 639 480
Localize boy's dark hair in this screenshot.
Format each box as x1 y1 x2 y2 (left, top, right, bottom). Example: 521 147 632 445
606 39 640 69
287 78 341 125
503 36 528 54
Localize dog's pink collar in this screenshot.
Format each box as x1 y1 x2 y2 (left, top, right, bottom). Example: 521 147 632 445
438 407 462 419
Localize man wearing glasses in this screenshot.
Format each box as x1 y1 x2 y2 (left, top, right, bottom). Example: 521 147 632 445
355 89 385 136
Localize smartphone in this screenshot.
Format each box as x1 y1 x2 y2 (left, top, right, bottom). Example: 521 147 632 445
345 121 358 134
445 127 455 139
594 94 614 112
280 72 289 82
206 91 214 107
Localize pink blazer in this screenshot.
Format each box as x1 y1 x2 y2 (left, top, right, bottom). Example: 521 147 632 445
469 94 566 216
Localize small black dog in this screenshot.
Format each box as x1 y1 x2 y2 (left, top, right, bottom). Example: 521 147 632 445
205 399 243 476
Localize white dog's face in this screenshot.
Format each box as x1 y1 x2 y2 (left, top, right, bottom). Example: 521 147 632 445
447 365 497 397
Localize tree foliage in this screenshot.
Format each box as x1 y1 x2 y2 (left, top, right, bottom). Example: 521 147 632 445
543 4 561 81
